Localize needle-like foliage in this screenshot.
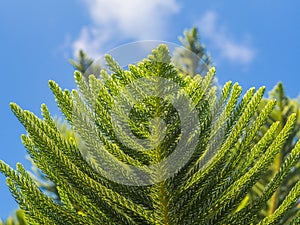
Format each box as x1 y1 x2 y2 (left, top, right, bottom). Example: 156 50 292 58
173 27 211 76
247 82 300 223
0 45 299 225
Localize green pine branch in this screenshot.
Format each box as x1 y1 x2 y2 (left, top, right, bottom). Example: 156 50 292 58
0 45 299 224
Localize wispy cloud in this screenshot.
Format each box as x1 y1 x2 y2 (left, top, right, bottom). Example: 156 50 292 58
199 11 256 65
72 0 180 58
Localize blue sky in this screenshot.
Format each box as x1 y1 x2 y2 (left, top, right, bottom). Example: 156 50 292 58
1 0 300 219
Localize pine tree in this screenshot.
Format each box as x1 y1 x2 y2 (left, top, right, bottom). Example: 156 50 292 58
0 27 211 224
68 50 100 82
0 45 299 224
68 50 94 76
173 28 300 223
173 27 211 76
248 82 300 223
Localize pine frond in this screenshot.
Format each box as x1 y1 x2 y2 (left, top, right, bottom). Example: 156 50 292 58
1 45 299 224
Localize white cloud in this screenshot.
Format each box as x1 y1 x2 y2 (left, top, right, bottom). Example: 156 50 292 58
72 0 180 57
199 11 256 65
